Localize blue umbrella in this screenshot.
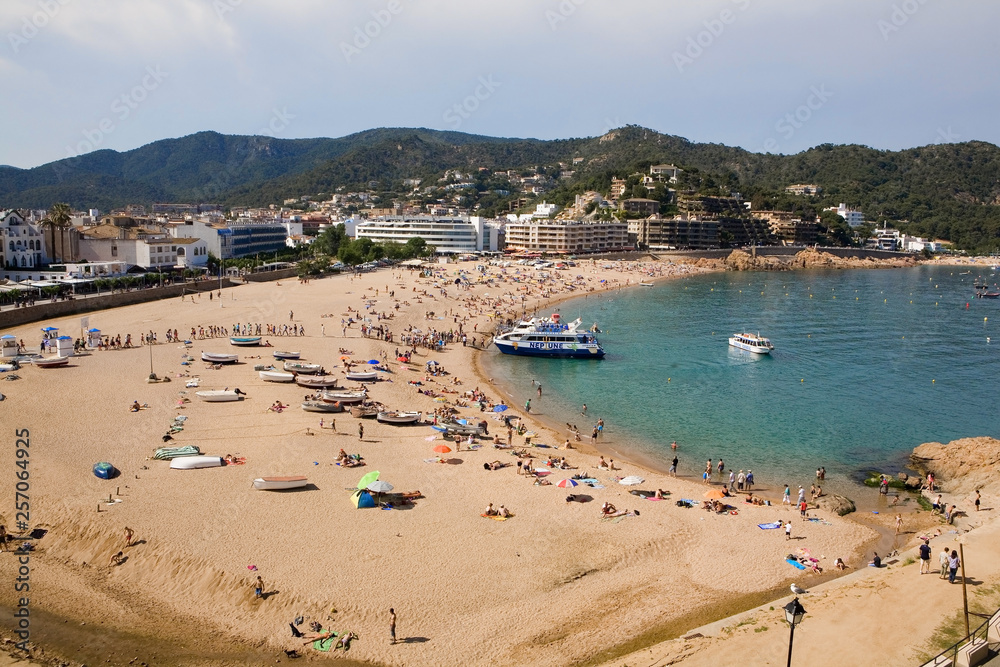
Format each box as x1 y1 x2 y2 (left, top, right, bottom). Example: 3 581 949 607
87 328 101 332
493 405 508 412
41 327 58 331
367 359 380 364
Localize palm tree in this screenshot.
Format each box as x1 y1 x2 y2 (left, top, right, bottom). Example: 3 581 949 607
47 203 72 263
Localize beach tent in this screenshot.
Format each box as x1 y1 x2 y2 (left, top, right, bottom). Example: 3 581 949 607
356 470 380 490
351 489 376 509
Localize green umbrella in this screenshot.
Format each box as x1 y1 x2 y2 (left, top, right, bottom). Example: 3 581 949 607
357 470 380 490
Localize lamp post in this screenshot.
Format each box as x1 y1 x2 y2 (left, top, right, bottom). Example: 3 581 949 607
784 597 806 667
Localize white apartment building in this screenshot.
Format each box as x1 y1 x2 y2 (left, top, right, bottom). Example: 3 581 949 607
1 210 48 271
825 203 866 228
533 202 560 218
77 226 208 270
354 216 500 254
504 220 628 254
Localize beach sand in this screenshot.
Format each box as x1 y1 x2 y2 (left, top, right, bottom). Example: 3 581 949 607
0 259 910 666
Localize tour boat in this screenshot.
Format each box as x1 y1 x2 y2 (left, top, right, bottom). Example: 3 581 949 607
195 390 243 402
230 336 261 346
272 351 301 360
320 390 367 404
728 332 774 355
377 410 422 424
33 356 70 368
170 455 225 469
259 370 295 383
284 361 322 374
253 476 308 491
301 401 343 413
492 314 605 358
202 352 239 364
345 370 378 382
295 375 340 389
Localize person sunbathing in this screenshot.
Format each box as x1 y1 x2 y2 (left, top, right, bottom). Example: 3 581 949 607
498 505 511 518
533 477 551 486
337 449 349 462
601 502 617 516
130 401 141 412
834 557 848 570
484 503 496 516
654 489 666 499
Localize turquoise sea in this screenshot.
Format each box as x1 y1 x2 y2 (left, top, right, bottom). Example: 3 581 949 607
482 266 1000 486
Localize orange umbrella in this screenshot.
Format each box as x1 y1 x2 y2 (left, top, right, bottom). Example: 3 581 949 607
433 445 452 454
704 488 727 500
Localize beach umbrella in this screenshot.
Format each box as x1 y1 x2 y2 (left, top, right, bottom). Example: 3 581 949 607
493 405 508 412
556 478 578 488
433 445 452 454
41 326 58 332
340 355 351 360
367 359 380 364
356 470 380 491
704 488 727 499
367 480 394 503
619 475 645 486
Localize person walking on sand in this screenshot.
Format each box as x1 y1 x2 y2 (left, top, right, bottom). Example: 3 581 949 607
123 527 134 548
918 539 931 574
358 423 364 440
974 489 981 511
948 550 960 584
783 484 791 505
939 545 950 578
389 608 397 645
669 456 678 477
524 398 531 413
894 514 903 535
785 521 792 540
289 310 294 321
254 575 264 599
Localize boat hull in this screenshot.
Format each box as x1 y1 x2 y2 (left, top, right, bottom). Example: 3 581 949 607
296 375 340 388
230 337 261 346
34 356 70 367
346 371 378 382
273 351 300 360
302 401 343 413
196 390 242 402
253 476 308 490
202 353 239 363
170 455 225 469
493 340 605 358
377 411 422 424
260 371 295 382
321 391 367 404
284 362 321 374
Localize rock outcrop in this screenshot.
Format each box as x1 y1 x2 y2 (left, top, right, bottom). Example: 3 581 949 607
723 248 919 272
816 493 856 516
910 436 1000 495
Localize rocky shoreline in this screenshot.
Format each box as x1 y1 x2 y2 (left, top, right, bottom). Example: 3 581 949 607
712 248 921 272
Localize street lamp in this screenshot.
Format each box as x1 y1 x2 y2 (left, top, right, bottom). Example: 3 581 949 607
783 597 806 667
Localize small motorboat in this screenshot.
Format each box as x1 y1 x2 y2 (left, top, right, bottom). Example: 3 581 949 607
377 410 422 424
295 375 340 389
302 401 343 413
978 292 1000 299
34 356 70 368
253 476 309 491
259 370 295 383
202 352 239 364
284 361 322 374
230 336 261 346
93 462 117 479
195 390 243 402
273 351 301 360
346 371 378 382
321 390 367 404
350 405 379 418
639 282 654 287
170 455 225 469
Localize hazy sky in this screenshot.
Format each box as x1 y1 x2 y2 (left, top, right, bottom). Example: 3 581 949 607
1 0 996 169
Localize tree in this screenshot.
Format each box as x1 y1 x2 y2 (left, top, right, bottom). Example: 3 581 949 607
47 203 72 263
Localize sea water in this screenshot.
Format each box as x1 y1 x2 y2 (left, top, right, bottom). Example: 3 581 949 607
482 266 1000 485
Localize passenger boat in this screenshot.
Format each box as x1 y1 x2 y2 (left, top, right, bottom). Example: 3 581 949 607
301 401 343 413
33 356 70 368
195 390 243 402
728 332 774 354
320 390 367 404
230 336 261 346
377 410 422 424
284 361 322 374
170 455 225 470
346 370 378 382
295 375 340 389
259 370 295 383
493 314 605 358
272 351 300 360
202 352 239 364
253 476 308 490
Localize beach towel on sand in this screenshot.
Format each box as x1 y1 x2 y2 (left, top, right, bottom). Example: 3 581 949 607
786 558 806 570
758 522 782 529
482 513 508 521
313 633 338 651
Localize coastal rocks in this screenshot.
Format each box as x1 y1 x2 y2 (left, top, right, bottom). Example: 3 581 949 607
722 248 920 272
724 250 789 272
816 494 856 516
911 436 1000 495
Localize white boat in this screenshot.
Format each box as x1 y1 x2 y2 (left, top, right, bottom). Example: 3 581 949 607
377 410 422 424
321 390 367 404
230 336 261 346
202 352 239 364
493 314 605 358
728 332 774 354
259 370 295 383
295 375 340 389
195 390 242 402
33 356 70 368
253 476 308 490
283 361 322 374
345 370 378 382
170 455 225 469
639 282 654 287
301 401 343 413
273 351 300 360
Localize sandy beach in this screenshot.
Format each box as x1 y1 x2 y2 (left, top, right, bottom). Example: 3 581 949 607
0 257 990 666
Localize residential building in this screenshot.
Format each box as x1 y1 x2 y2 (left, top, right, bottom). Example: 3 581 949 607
533 202 560 218
167 219 287 259
825 203 866 228
504 220 628 254
629 217 719 250
620 198 660 217
77 224 208 269
717 217 774 247
752 210 818 245
354 216 500 254
649 164 682 183
610 178 627 199
785 184 822 196
1 210 47 270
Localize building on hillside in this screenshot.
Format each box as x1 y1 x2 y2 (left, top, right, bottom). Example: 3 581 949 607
533 202 560 218
610 178 627 200
629 218 719 250
717 217 775 247
504 220 628 254
1 210 47 270
620 198 660 217
167 219 287 259
354 216 500 254
785 184 822 196
649 164 682 183
151 203 223 215
286 235 315 249
752 210 817 245
825 203 866 228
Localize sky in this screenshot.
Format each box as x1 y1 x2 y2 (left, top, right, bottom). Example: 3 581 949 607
1 0 997 169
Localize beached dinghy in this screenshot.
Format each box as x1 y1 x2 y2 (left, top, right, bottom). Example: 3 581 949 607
283 361 322 374
34 356 70 368
259 370 295 383
170 455 225 469
346 370 378 382
202 352 239 363
230 336 261 346
377 410 422 425
301 401 343 413
321 390 367 404
295 375 340 389
253 476 308 490
273 351 301 360
195 390 243 402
